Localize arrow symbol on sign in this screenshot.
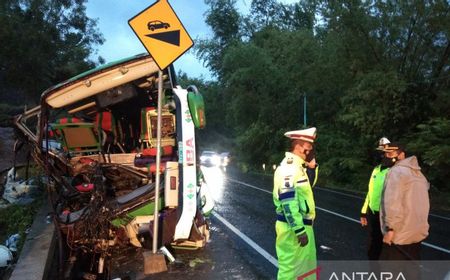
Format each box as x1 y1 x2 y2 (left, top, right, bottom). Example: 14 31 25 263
146 30 180 46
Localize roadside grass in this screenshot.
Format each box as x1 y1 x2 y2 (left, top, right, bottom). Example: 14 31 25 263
430 188 450 212
0 196 44 253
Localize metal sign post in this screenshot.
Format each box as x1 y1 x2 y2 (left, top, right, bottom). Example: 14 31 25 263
152 69 163 254
129 0 194 273
142 69 167 275
303 93 307 126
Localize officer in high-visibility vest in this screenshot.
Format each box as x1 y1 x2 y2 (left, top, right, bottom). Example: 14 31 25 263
273 127 318 280
360 137 391 260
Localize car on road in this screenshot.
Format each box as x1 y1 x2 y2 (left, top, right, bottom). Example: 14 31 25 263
200 151 221 167
147 20 170 31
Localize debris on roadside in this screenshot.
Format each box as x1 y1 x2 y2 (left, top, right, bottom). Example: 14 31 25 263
2 167 40 205
5 233 20 253
0 245 13 268
189 257 206 268
320 245 333 251
160 246 176 263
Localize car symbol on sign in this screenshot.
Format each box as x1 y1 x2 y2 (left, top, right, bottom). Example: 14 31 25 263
147 20 170 31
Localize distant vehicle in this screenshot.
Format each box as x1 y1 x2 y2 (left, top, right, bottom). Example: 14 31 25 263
147 20 170 31
220 152 231 167
200 151 221 167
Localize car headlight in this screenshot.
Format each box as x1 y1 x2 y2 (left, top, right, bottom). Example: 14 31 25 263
212 155 221 165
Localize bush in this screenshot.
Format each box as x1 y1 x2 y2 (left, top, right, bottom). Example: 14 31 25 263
0 198 43 253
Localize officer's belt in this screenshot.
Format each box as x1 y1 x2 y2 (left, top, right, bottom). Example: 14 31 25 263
276 214 313 226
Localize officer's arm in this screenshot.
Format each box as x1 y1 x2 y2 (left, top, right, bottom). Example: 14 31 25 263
361 177 373 216
361 195 369 216
306 165 319 188
360 194 369 226
361 168 377 216
279 186 306 236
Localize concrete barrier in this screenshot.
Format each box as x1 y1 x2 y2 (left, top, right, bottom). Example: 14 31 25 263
9 203 55 280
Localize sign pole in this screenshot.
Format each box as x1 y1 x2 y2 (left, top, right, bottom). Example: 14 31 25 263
143 69 166 275
152 69 164 254
303 92 307 126
128 0 194 272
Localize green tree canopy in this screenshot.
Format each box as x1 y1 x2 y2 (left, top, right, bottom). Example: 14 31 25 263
0 0 104 104
196 0 450 193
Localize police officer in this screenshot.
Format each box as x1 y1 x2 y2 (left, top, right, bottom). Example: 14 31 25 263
360 137 391 260
273 127 318 280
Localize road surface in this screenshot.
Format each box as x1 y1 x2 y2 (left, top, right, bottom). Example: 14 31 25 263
109 166 450 279
207 166 450 278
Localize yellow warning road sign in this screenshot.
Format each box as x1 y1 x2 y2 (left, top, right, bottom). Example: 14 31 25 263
128 0 194 70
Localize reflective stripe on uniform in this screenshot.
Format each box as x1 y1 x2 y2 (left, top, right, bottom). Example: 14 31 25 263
279 191 295 202
277 214 313 226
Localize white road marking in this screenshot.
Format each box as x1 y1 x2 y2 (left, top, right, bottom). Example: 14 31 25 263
228 178 450 255
228 179 272 194
315 186 364 200
212 211 278 268
422 242 450 254
315 206 360 223
315 187 450 221
428 213 450 221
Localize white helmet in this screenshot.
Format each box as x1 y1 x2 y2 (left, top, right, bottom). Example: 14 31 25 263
376 137 391 150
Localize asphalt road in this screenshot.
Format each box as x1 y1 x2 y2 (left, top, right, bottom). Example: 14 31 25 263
96 165 450 279
204 166 450 279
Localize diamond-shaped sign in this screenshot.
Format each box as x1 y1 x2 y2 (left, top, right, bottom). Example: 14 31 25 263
128 0 194 70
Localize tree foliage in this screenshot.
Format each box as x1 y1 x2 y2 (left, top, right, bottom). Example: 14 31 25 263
196 0 242 77
0 0 104 104
196 0 450 191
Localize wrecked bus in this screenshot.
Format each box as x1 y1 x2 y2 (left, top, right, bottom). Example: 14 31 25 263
13 53 213 278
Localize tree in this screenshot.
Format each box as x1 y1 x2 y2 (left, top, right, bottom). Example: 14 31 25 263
408 118 450 191
244 0 316 32
0 0 104 104
197 0 450 193
195 0 242 77
319 0 449 139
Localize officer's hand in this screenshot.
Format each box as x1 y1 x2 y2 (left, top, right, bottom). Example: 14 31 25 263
306 158 316 169
383 230 395 245
305 148 315 163
360 217 368 227
297 232 309 247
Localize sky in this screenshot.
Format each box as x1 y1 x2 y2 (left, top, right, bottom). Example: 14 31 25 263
85 0 296 80
85 0 227 80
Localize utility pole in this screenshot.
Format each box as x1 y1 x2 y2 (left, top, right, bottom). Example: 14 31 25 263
303 93 307 127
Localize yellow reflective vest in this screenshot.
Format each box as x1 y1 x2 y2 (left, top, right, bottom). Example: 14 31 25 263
361 165 389 215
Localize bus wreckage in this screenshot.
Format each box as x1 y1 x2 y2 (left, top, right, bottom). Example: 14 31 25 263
13 54 214 278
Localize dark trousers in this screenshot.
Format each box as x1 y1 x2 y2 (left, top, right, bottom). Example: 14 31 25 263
380 243 422 280
366 209 383 260
380 242 421 260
